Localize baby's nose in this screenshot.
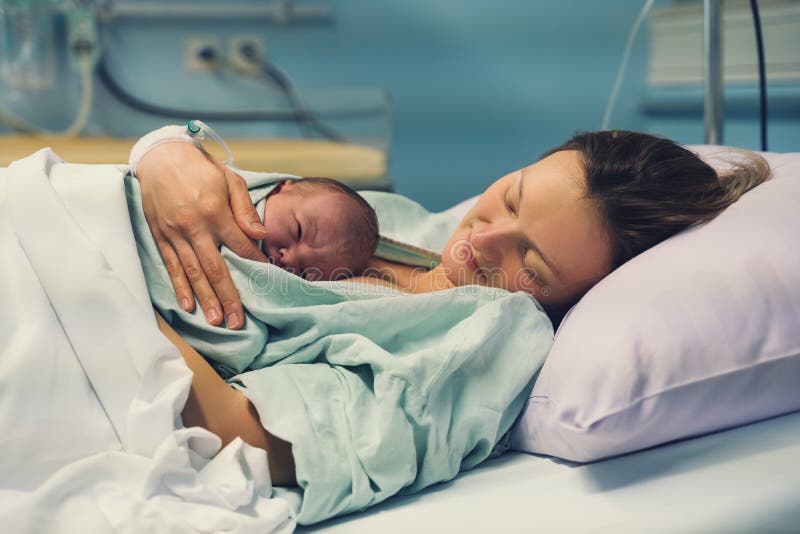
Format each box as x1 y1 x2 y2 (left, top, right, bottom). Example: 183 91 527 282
278 247 299 273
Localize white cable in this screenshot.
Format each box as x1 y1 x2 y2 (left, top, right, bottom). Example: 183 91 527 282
0 55 94 138
0 107 39 134
61 56 94 137
602 0 655 130
187 119 234 165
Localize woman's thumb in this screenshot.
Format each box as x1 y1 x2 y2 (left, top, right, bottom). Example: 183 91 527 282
227 170 268 238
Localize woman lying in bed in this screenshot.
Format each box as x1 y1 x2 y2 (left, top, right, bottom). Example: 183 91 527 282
134 129 768 522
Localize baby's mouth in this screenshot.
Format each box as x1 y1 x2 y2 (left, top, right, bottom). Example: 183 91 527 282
465 232 486 278
267 255 286 269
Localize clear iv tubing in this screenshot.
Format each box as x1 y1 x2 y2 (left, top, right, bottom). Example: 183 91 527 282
187 119 234 165
601 0 655 130
0 54 94 137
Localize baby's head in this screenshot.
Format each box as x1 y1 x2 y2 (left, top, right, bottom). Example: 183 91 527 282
260 177 379 281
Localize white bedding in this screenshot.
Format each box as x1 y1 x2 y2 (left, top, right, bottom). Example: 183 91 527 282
3 149 798 533
300 411 800 533
0 150 294 533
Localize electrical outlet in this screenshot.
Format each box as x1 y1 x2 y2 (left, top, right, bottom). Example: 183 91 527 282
228 36 266 75
184 37 221 73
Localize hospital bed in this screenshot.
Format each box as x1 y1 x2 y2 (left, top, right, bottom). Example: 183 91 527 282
298 145 800 533
301 412 800 533
1 144 798 533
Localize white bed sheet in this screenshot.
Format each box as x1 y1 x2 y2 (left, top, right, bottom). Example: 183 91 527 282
0 151 294 534
300 411 800 533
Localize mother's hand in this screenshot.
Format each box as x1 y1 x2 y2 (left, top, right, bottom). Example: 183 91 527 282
137 141 268 329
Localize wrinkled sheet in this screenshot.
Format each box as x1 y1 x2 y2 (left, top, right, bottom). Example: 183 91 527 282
300 411 800 533
0 150 294 534
127 175 554 524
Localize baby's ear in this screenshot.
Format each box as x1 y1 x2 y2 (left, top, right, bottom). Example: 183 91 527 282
271 179 295 195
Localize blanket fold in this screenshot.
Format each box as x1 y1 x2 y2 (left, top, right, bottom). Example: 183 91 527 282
0 150 294 534
127 172 554 524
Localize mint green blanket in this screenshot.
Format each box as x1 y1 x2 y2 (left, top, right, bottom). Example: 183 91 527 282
126 174 553 525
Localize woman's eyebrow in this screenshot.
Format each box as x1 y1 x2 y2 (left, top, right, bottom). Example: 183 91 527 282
518 172 561 280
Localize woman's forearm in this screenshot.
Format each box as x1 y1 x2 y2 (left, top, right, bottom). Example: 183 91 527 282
155 312 297 486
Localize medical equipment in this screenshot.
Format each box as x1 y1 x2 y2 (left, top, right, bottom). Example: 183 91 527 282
187 119 234 165
601 0 655 130
96 0 347 142
0 0 391 154
606 0 770 150
0 0 56 90
703 0 724 144
232 41 347 142
704 0 769 148
0 0 96 137
750 0 768 151
96 0 333 25
94 60 310 124
95 53 359 144
0 0 357 142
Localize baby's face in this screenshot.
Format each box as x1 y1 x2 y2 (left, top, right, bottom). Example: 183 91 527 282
260 182 363 281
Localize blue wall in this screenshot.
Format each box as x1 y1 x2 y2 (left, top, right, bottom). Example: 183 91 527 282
2 0 797 210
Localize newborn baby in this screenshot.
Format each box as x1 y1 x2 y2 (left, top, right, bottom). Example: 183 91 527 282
258 177 378 281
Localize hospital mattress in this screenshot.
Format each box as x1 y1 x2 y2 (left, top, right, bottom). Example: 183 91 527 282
300 410 800 533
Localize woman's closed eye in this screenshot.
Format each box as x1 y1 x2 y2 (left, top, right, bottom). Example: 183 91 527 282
506 174 524 217
519 245 534 279
505 193 516 215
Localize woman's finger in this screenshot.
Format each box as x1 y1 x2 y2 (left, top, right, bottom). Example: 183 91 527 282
225 168 269 241
183 234 247 330
218 222 267 263
154 234 196 313
172 238 225 326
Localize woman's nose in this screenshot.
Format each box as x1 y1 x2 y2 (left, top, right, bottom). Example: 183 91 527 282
471 221 517 262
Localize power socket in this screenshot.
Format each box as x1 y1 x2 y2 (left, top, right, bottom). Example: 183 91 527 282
228 36 266 75
184 37 221 73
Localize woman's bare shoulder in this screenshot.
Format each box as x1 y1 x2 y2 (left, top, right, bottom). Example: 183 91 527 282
355 257 452 294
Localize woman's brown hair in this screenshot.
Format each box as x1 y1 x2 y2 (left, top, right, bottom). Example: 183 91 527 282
545 130 771 269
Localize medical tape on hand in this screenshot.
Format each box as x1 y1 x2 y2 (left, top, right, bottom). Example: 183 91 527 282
128 124 200 177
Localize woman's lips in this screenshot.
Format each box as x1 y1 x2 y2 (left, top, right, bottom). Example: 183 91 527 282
466 252 480 274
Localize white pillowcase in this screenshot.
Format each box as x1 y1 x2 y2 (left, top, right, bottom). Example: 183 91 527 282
510 146 800 462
